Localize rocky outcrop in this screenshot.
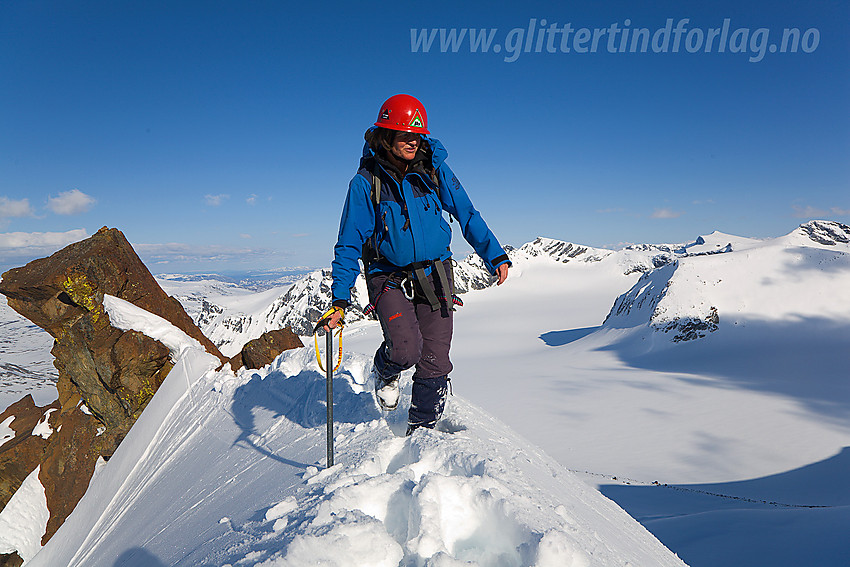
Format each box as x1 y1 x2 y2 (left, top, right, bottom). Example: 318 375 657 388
0 552 23 567
39 405 109 543
228 327 304 371
0 396 58 511
656 306 720 342
0 227 228 552
0 227 225 364
798 220 850 246
518 238 602 263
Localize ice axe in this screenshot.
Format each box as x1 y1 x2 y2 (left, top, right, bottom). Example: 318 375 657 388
313 306 344 468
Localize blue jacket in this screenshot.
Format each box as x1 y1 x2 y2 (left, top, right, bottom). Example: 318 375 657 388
331 135 509 305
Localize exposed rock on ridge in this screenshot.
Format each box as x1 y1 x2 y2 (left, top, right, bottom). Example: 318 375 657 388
228 327 304 371
0 227 228 552
798 220 850 246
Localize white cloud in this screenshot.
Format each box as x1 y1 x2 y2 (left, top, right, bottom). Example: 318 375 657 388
651 207 684 219
0 229 89 269
135 242 285 266
0 197 34 219
46 189 97 215
204 194 229 207
791 204 826 218
0 229 89 250
246 194 257 205
239 233 252 239
792 204 850 218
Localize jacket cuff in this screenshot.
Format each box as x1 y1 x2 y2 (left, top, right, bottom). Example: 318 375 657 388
332 299 349 309
491 254 511 272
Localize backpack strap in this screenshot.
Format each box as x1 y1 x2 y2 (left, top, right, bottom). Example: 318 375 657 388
371 171 381 205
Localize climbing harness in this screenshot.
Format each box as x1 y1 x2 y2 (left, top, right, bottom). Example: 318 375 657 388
363 261 461 318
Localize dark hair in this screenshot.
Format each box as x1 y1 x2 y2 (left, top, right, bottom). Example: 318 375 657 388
364 127 398 154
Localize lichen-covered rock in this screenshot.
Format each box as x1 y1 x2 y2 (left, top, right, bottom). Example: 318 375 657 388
229 327 303 371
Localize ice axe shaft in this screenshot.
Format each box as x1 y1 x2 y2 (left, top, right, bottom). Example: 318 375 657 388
325 330 334 468
314 307 343 469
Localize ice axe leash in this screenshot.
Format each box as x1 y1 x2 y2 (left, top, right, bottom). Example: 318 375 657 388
313 306 345 468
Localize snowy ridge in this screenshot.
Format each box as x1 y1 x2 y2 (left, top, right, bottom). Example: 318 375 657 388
675 231 761 256
27 344 686 566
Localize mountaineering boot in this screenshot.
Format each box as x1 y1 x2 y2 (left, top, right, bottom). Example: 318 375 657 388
373 370 400 411
407 375 449 433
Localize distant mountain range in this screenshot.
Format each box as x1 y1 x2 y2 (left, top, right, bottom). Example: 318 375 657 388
159 220 849 358
4 221 848 377
158 235 682 356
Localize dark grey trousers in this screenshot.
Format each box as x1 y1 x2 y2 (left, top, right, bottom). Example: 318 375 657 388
367 262 453 427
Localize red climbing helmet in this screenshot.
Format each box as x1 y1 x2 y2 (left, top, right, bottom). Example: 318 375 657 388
374 94 429 135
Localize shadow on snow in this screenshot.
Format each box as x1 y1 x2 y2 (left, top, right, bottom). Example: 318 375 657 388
602 447 850 567
229 365 381 466
112 548 167 567
539 326 601 346
597 315 850 423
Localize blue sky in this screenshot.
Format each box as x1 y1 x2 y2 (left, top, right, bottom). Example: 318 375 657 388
1 0 848 274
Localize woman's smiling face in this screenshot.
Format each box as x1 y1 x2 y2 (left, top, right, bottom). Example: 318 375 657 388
390 131 420 161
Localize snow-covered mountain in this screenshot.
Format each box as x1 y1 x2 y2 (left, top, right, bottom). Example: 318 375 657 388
164 238 688 358
604 220 850 347
441 220 850 567
161 253 506 356
158 267 314 292
4 220 850 566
